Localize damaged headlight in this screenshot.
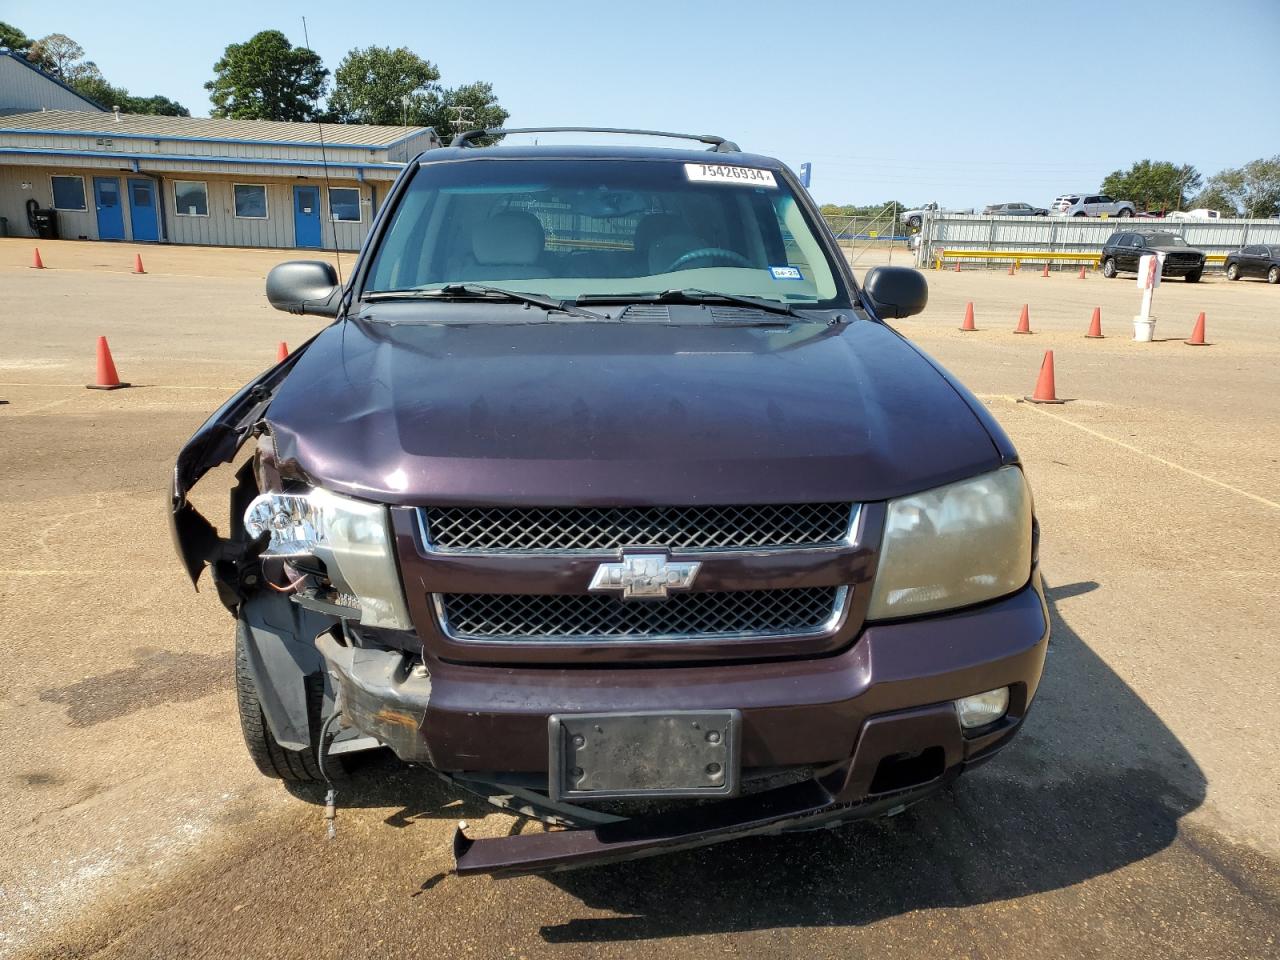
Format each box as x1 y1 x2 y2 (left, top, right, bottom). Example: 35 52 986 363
868 466 1033 620
243 489 412 630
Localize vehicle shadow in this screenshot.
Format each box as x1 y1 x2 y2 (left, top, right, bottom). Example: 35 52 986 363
530 578 1207 943
283 578 1206 942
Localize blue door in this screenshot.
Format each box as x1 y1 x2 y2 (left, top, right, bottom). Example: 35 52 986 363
293 185 322 248
126 178 159 242
93 177 126 240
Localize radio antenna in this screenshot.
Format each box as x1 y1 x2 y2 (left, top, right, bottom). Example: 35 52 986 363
301 16 342 284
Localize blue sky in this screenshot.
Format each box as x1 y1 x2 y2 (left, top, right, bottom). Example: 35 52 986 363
8 0 1280 208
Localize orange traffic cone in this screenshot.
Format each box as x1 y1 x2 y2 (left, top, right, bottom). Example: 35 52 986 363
1024 351 1065 404
1014 304 1032 334
132 254 146 275
1078 265 1087 279
31 247 45 269
960 302 977 332
277 341 290 362
1086 307 1104 339
1041 263 1050 278
86 336 130 390
1186 312 1209 346
1007 263 1015 276
954 260 961 273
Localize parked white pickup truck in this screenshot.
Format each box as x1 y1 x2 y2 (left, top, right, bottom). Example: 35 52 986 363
1052 194 1136 218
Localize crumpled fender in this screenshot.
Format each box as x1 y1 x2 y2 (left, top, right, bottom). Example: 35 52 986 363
168 346 311 592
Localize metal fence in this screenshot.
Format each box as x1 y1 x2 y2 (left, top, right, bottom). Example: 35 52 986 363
917 215 1280 267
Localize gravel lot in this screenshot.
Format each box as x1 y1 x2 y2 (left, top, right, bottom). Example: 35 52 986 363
1 238 1277 959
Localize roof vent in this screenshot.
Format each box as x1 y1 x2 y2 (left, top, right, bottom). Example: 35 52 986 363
112 105 121 122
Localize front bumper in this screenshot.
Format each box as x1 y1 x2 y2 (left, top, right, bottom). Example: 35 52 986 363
323 575 1046 828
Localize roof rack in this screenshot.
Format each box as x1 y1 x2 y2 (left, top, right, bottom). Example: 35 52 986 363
450 126 741 153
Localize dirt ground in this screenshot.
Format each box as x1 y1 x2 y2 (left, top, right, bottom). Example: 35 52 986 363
1 237 1278 959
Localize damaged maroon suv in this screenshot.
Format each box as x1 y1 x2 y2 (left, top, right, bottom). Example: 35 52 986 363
170 127 1048 876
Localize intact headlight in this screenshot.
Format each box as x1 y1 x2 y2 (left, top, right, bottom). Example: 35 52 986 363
868 466 1033 620
243 489 411 630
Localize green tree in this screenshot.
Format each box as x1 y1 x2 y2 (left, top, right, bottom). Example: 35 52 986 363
71 73 189 115
0 20 35 53
1194 157 1280 219
329 46 440 125
206 30 328 121
26 33 94 78
1100 160 1201 214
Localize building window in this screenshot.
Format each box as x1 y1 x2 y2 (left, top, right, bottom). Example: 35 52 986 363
329 187 361 223
174 180 208 217
51 175 86 210
233 184 268 219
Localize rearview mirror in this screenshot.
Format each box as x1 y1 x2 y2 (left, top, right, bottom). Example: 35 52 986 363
266 261 342 317
862 266 928 319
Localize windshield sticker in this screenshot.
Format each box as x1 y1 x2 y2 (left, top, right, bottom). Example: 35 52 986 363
684 163 777 188
769 266 803 280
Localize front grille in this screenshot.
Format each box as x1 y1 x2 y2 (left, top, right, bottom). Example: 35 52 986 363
421 503 854 552
437 586 844 642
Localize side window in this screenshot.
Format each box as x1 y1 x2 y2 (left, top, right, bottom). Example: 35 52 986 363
1132 236 1145 248
1245 245 1263 255
1085 196 1102 205
51 175 86 210
174 181 209 217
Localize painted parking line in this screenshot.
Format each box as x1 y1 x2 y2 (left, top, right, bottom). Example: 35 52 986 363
982 397 1280 511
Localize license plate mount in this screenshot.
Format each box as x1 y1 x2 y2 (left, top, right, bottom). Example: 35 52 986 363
549 710 741 801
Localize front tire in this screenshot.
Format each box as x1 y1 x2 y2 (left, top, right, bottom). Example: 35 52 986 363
1102 257 1118 278
1269 266 1279 284
235 621 343 782
1073 212 1087 217
907 215 922 230
1185 269 1202 283
1117 208 1133 218
1226 262 1240 281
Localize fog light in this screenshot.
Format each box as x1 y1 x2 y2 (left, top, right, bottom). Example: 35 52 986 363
955 687 1009 729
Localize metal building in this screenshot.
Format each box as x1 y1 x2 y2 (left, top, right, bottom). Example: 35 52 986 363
0 110 439 249
0 50 107 115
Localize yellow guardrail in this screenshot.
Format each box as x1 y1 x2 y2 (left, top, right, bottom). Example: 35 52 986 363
936 250 1227 269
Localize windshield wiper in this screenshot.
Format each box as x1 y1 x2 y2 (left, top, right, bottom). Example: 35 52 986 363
577 289 802 318
367 284 608 320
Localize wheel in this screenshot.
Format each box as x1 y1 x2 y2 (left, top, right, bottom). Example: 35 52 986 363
1226 262 1240 281
1269 266 1279 284
1102 257 1118 279
1184 269 1202 283
1073 211 1087 217
907 215 922 230
235 621 344 782
1117 208 1133 218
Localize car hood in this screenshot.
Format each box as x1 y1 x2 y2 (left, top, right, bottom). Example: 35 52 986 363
263 312 1002 506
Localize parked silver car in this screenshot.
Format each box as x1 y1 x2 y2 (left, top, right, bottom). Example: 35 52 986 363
983 202 1049 216
1052 194 1136 218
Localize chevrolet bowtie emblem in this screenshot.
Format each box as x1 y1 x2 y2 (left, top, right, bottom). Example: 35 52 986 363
588 553 702 600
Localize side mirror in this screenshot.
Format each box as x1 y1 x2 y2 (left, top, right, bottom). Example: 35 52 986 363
266 261 342 317
862 266 929 319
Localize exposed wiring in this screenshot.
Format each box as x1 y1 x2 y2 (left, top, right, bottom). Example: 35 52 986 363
318 707 343 840
267 573 308 594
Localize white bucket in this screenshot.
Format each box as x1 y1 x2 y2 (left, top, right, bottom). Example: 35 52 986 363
1132 317 1156 342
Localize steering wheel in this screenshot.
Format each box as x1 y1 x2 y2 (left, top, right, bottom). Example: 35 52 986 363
665 247 752 272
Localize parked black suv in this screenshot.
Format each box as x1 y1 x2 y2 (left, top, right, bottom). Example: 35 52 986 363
1101 231 1205 282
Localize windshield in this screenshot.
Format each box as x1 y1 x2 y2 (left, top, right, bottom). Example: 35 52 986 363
364 158 844 306
1145 234 1187 246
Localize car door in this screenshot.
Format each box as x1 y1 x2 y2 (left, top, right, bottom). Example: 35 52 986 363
1244 246 1266 277
1120 235 1143 271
